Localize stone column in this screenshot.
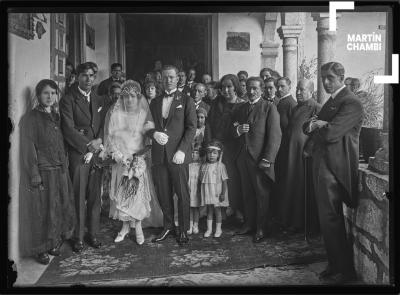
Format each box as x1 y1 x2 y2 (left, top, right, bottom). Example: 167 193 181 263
277 22 302 87
260 13 280 70
312 13 341 105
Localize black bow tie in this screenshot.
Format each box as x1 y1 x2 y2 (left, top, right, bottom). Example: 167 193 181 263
164 93 175 99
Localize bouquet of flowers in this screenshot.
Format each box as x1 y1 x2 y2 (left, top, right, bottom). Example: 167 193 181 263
115 154 147 202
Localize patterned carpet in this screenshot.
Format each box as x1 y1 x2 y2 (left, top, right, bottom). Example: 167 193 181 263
36 216 326 286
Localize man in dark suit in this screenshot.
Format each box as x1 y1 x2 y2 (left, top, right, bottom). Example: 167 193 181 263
303 62 363 284
187 68 196 89
191 83 210 113
59 62 105 252
97 63 123 96
232 77 281 243
177 70 191 97
147 65 197 245
276 77 297 133
264 77 278 104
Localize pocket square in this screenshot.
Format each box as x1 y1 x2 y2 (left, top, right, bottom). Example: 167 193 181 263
97 106 103 112
176 105 183 109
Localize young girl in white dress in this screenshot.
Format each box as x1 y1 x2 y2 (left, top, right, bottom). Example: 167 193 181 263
199 140 229 238
187 146 202 235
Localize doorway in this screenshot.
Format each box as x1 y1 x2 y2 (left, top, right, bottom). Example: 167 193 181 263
122 14 212 82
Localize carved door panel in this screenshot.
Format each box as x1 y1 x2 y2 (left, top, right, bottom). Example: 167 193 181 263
50 13 67 100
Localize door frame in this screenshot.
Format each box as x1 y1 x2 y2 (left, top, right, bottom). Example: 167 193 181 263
119 13 217 79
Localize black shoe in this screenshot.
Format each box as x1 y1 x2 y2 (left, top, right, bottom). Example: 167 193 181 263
319 266 334 279
152 228 174 243
72 240 84 253
253 229 265 243
235 225 253 235
48 240 63 256
175 226 180 238
177 231 189 245
37 253 50 265
87 236 102 249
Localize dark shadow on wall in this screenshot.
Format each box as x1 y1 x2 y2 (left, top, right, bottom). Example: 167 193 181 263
17 86 36 258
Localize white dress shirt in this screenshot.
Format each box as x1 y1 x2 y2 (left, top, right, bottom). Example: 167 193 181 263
162 89 177 119
280 93 291 99
78 86 91 103
249 96 262 105
331 85 346 99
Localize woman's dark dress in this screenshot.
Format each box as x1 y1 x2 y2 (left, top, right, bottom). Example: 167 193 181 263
276 99 321 231
20 107 75 256
208 96 245 211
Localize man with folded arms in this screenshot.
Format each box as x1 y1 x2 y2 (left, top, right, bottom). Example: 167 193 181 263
303 62 363 284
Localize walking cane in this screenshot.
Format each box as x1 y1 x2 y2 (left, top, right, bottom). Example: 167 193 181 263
304 156 310 243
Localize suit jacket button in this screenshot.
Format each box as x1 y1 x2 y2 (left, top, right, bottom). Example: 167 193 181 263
164 129 167 131
91 124 94 128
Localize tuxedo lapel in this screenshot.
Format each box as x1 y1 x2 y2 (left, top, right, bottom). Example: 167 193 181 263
154 96 163 128
165 92 181 127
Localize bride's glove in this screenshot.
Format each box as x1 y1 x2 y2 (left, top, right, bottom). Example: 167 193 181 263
153 131 169 146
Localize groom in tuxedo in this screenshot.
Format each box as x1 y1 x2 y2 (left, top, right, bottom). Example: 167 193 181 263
147 65 197 245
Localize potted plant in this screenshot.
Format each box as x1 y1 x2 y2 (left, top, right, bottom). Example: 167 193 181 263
356 69 384 162
299 56 318 100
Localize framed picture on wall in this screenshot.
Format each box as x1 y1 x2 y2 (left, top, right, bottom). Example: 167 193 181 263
86 23 95 50
226 32 250 51
8 13 35 40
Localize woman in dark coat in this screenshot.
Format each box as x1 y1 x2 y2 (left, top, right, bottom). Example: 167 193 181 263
276 79 321 233
21 79 76 264
207 74 246 222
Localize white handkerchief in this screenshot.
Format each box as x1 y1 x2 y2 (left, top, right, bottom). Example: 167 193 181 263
176 105 183 109
97 106 103 112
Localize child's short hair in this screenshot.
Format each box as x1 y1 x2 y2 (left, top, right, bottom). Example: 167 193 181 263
205 139 224 160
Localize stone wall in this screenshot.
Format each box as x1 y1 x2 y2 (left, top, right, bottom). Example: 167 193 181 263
343 164 390 284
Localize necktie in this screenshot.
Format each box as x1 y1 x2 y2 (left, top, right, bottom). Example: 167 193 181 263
84 94 90 104
247 103 255 116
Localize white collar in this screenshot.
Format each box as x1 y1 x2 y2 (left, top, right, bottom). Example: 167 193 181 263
195 100 202 106
165 89 177 95
331 85 346 99
249 96 262 105
78 86 91 97
280 93 291 99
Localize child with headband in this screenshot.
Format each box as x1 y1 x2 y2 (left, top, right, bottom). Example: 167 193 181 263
199 140 229 238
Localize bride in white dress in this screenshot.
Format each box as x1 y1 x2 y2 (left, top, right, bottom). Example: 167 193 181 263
100 80 163 245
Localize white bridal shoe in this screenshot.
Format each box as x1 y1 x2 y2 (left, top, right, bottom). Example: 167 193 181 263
136 230 145 245
114 229 129 243
135 220 145 245
192 224 199 234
